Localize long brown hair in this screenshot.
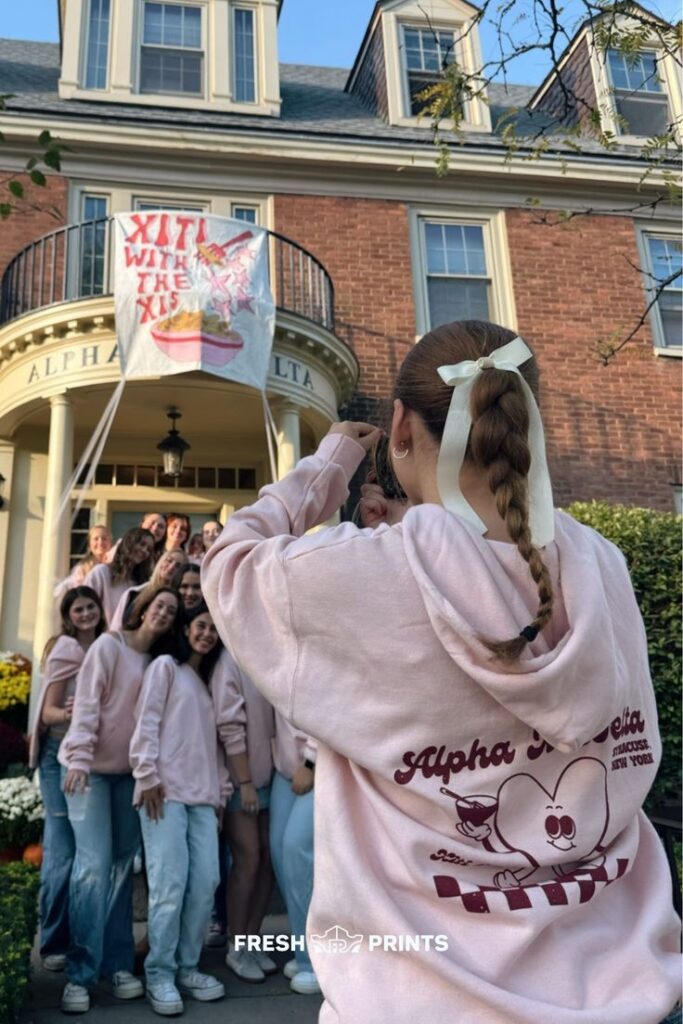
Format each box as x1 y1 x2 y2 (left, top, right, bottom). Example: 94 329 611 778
394 320 553 662
110 527 155 586
41 586 106 666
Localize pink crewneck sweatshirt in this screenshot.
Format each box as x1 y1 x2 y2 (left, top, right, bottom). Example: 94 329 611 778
84 563 130 625
272 709 317 780
109 584 145 632
210 648 274 790
130 656 229 808
29 635 85 769
59 632 150 774
203 434 681 1024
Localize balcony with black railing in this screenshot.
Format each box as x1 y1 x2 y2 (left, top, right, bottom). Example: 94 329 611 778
0 217 336 332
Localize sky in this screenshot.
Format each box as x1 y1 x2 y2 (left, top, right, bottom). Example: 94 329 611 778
1 0 680 84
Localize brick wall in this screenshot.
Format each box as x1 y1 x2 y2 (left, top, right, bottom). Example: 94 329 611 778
0 171 68 277
347 22 389 120
274 193 416 424
277 193 679 511
505 208 680 510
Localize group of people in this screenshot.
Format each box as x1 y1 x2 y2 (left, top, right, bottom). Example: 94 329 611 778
31 316 680 1024
32 510 320 1016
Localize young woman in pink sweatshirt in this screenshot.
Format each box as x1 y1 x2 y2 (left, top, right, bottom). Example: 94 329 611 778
30 586 105 973
58 587 180 1015
84 527 156 624
109 550 188 631
211 647 275 983
203 320 681 1024
130 602 228 1016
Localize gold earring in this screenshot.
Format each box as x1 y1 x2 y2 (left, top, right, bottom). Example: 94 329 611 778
392 445 409 460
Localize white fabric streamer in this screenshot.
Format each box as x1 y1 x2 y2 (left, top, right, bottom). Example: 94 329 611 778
436 336 555 547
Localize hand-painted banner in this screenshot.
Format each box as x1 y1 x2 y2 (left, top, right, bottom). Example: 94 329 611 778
114 212 275 390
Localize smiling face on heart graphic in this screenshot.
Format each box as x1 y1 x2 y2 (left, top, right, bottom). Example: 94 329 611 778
494 757 609 869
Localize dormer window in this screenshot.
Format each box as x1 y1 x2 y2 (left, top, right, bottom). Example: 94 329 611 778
346 0 489 133
140 2 203 96
402 26 455 115
84 0 111 90
59 0 281 116
606 49 670 136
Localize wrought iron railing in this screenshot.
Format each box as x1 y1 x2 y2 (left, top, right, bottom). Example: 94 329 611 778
0 217 335 330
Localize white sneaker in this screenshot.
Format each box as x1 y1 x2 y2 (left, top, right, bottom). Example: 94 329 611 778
42 953 67 971
177 968 225 1001
204 922 226 948
252 949 278 975
225 944 265 983
146 981 184 1016
111 970 144 999
290 970 321 995
61 982 90 1013
283 958 299 979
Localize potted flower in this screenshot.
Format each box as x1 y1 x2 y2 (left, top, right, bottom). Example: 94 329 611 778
0 777 43 862
0 652 31 733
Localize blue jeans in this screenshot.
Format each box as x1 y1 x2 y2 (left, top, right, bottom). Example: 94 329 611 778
269 770 314 972
64 772 140 988
38 736 74 957
140 801 219 985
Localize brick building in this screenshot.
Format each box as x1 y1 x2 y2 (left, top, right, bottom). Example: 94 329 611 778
0 0 680 665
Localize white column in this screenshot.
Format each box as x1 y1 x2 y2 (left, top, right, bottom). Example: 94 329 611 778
33 395 74 666
275 401 301 480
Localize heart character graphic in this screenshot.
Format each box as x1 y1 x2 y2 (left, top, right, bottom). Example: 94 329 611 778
494 757 609 875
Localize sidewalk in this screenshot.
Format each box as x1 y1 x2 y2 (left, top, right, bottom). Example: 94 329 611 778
20 916 322 1024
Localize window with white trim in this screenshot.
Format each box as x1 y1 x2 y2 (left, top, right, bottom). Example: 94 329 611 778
134 198 207 212
606 49 670 136
231 205 258 224
402 25 456 116
80 194 108 297
643 234 682 350
140 2 203 96
422 222 490 326
84 0 111 89
233 8 256 103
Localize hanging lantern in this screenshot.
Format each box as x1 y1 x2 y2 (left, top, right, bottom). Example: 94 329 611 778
157 408 191 479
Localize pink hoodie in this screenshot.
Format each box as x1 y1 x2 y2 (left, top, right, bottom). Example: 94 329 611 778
29 635 84 769
210 648 274 790
83 563 130 625
59 632 150 774
202 434 681 1024
130 656 229 808
272 709 317 780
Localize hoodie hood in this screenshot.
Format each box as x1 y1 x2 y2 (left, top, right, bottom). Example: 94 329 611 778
401 506 649 754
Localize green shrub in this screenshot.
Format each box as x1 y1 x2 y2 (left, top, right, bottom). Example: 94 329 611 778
567 502 681 809
0 862 40 1024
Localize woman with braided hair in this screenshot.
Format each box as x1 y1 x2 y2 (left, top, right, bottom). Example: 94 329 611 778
203 320 680 1024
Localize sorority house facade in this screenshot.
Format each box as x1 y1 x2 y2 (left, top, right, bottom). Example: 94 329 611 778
0 0 680 665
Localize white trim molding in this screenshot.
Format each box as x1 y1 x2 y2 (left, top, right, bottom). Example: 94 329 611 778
58 0 281 116
408 205 517 337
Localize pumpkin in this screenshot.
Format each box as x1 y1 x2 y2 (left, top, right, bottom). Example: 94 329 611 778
22 843 43 867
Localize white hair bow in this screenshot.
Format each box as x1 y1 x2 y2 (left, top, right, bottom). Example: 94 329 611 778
436 335 555 547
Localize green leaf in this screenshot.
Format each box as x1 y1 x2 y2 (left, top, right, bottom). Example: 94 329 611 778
0 203 12 219
29 170 46 187
37 129 52 146
8 180 24 199
43 149 61 171
24 157 37 171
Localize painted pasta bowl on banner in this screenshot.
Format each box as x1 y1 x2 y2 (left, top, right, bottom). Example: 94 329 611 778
150 309 245 367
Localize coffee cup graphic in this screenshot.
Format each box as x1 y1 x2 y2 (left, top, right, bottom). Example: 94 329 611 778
440 787 497 827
